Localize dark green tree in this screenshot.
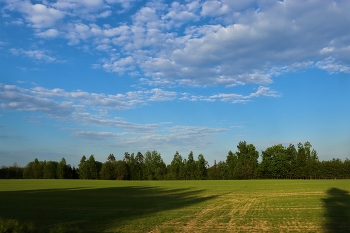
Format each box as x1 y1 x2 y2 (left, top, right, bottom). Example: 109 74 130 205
78 155 87 179
169 151 184 180
286 144 297 179
226 151 238 179
144 150 166 180
196 154 208 180
86 155 99 179
43 161 58 179
57 158 69 179
107 154 116 162
33 158 44 179
134 152 144 180
260 144 289 179
235 141 259 179
185 151 196 180
114 160 128 180
100 161 115 180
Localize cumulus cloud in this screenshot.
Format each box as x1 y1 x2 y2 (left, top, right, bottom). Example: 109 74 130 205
201 0 229 17
15 2 64 28
36 29 60 38
2 0 349 87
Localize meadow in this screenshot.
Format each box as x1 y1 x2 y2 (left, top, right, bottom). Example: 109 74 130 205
0 180 349 232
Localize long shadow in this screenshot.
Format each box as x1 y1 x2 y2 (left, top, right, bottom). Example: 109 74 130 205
0 184 217 232
322 188 350 233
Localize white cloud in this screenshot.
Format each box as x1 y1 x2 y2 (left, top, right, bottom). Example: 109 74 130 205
105 0 137 10
78 125 228 151
72 131 121 140
0 84 74 117
2 0 349 87
315 57 350 74
36 29 60 38
201 0 229 17
208 86 280 103
19 3 64 28
10 48 58 63
52 0 104 12
0 83 279 122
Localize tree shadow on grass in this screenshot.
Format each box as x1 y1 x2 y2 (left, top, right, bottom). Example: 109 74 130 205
322 188 350 233
0 184 217 232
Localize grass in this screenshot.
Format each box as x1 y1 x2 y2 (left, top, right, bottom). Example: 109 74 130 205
0 180 349 232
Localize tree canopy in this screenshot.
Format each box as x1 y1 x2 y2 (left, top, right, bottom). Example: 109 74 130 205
1 141 349 180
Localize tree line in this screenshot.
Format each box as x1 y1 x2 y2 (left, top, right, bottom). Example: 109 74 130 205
1 141 350 180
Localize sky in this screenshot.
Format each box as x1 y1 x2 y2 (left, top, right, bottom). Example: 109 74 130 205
0 0 349 167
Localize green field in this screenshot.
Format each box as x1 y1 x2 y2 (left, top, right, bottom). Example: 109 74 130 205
0 180 349 232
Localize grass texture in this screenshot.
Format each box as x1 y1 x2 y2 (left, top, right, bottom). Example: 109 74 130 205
0 179 349 232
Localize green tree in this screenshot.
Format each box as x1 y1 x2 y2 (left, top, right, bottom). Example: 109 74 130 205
134 151 144 180
226 151 238 179
78 155 87 179
23 161 34 179
32 158 44 179
144 150 166 180
196 154 208 180
260 144 289 179
235 141 259 179
86 155 99 179
286 144 297 179
100 161 115 180
128 153 137 180
57 158 68 179
107 154 116 162
114 160 128 180
43 161 58 179
185 151 196 180
169 151 184 180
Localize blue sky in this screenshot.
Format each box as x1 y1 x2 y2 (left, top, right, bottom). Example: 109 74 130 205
0 0 349 167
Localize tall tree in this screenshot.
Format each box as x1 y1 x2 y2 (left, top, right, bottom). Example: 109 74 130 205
235 141 259 179
78 155 87 179
226 151 238 179
134 152 144 180
107 154 116 162
33 158 44 179
57 158 68 179
169 151 184 180
44 161 58 179
185 151 196 180
144 150 166 180
114 160 128 180
100 161 115 180
286 144 297 179
260 144 289 179
86 155 99 179
196 154 208 180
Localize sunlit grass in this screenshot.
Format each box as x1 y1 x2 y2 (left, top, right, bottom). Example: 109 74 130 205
0 180 349 232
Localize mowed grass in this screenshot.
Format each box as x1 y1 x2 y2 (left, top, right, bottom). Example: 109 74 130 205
0 180 349 232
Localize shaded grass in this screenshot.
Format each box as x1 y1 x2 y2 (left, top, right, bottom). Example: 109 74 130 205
323 188 350 233
0 180 350 232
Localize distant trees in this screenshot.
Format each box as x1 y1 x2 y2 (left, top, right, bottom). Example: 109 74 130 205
43 161 58 179
78 155 101 179
169 151 184 180
1 141 350 180
144 150 167 180
20 158 76 179
0 163 23 179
